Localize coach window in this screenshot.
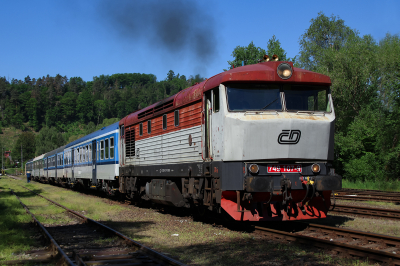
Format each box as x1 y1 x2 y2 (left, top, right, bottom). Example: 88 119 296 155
105 138 109 159
97 142 100 160
139 123 143 136
110 137 114 159
174 110 179 126
163 114 167 130
147 120 151 134
89 144 92 162
83 147 86 162
86 145 89 162
101 140 104 160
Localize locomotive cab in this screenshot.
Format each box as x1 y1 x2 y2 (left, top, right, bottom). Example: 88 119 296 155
202 63 341 221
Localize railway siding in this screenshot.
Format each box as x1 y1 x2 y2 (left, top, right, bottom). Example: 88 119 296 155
257 223 400 265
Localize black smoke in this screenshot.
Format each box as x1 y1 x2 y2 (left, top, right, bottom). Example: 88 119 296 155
98 0 217 64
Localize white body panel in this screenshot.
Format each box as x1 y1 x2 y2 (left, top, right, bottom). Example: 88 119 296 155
213 85 335 162
126 125 202 166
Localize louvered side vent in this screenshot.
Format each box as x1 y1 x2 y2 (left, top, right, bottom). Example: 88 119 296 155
125 128 135 158
154 100 174 113
138 109 154 119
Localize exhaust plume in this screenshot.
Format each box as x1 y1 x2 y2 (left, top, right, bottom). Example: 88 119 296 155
98 0 217 64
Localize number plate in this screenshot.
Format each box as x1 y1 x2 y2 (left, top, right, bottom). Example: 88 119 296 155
267 164 302 173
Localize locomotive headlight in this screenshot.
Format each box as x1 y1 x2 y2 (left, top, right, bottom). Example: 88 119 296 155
249 164 259 174
311 163 320 173
277 63 293 79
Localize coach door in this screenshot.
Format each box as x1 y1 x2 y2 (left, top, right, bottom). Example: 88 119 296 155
92 140 97 185
71 149 75 180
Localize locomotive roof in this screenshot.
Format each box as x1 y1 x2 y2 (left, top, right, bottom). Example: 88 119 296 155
120 61 331 127
65 122 119 149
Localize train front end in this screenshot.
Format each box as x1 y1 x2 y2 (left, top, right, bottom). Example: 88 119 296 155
213 61 342 221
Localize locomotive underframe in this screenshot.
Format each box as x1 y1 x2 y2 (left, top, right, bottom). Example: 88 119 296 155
118 161 342 220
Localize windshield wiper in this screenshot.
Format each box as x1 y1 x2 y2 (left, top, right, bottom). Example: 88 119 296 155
260 97 279 110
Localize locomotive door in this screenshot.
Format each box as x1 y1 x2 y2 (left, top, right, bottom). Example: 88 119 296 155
92 140 97 185
204 91 213 160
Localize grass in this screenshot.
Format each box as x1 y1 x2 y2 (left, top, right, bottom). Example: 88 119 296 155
0 176 382 265
342 178 400 191
0 183 42 262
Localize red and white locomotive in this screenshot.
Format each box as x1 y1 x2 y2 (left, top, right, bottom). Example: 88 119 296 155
118 59 342 221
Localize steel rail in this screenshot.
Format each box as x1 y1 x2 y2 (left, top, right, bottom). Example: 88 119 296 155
330 204 400 220
335 194 400 203
19 185 186 266
339 188 400 195
10 189 74 266
256 222 400 265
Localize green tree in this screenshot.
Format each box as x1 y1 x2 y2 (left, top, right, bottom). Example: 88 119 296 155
35 126 65 155
167 70 175 81
266 35 288 61
94 100 106 125
298 12 357 71
26 98 39 131
76 89 94 123
226 41 266 70
11 132 36 164
60 92 78 123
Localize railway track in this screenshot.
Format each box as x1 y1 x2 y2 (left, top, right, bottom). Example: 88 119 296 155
330 203 400 220
7 175 400 264
256 222 400 265
339 188 400 196
334 193 400 204
6 184 186 266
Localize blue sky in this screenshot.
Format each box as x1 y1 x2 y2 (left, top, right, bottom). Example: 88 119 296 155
1 0 399 83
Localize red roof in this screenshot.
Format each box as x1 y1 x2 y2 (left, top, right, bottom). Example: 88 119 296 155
120 62 331 127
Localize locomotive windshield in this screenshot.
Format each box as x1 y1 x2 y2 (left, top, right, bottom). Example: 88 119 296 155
226 84 330 113
284 85 330 112
226 84 282 111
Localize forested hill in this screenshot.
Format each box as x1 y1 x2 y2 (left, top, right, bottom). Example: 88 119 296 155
0 71 204 163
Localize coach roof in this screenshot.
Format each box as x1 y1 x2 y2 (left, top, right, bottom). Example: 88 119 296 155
65 122 119 149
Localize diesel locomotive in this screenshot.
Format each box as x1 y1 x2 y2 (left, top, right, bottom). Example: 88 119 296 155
27 57 342 222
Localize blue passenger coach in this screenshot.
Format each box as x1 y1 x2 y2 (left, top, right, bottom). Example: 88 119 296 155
63 122 119 194
43 145 65 184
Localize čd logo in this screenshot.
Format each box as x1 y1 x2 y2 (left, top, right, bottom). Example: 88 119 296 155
278 130 301 144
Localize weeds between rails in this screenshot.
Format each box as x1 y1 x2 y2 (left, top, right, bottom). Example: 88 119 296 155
10 183 186 266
